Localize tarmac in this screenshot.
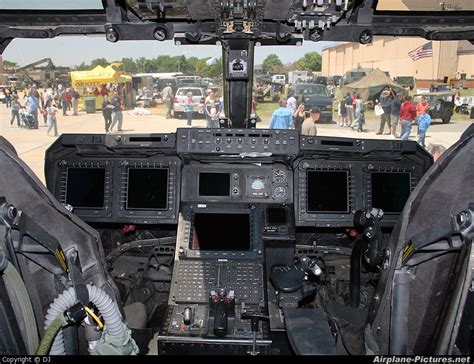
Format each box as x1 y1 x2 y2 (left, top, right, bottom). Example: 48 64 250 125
1 102 472 185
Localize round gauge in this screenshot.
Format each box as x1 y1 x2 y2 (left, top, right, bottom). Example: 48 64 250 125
273 169 287 183
273 186 287 199
251 178 266 191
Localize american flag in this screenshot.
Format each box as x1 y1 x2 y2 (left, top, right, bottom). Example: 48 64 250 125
408 42 433 61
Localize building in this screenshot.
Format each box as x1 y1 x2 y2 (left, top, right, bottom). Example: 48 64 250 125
0 56 7 84
322 37 474 88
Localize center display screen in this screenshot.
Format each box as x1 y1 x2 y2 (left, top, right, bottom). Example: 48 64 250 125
371 172 411 213
307 170 349 213
66 168 106 209
198 173 230 197
127 168 168 209
191 213 251 251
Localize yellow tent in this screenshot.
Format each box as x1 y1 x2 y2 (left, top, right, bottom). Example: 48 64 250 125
71 65 131 87
70 65 132 110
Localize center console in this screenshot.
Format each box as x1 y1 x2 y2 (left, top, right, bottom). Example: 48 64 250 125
158 203 271 355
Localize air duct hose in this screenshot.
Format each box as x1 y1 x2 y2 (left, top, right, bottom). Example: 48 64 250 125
43 284 126 355
36 313 67 355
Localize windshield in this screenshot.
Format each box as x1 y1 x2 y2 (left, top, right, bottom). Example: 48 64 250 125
1 35 472 182
294 85 329 96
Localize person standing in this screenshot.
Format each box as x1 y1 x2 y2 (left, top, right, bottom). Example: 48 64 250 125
71 88 80 115
109 91 124 132
60 87 68 116
417 112 431 147
293 104 306 133
339 97 347 127
205 91 220 128
416 96 430 120
399 96 417 141
352 94 365 132
5 87 11 108
161 83 174 118
184 92 194 127
101 95 113 133
9 96 22 127
344 93 353 127
65 89 72 111
376 89 393 135
415 96 429 131
205 99 221 128
301 107 320 136
269 100 293 129
390 93 402 138
45 98 59 137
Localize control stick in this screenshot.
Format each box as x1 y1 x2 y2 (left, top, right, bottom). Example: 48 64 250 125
210 289 235 338
241 311 269 356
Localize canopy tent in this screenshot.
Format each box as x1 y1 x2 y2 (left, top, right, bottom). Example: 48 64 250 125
70 65 131 87
340 68 407 101
70 65 133 110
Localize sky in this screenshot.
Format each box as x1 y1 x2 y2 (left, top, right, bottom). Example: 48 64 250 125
3 37 334 68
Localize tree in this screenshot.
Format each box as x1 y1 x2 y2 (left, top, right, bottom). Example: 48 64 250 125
296 52 322 72
120 57 138 74
3 60 18 67
90 57 109 68
262 54 283 72
73 62 90 71
202 58 222 78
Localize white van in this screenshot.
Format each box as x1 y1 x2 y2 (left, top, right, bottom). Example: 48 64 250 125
272 74 286 84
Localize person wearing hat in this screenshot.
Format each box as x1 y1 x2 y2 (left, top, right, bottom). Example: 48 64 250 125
301 107 320 136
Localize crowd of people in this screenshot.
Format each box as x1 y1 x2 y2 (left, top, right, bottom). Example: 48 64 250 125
338 86 432 147
4 83 127 136
269 99 320 136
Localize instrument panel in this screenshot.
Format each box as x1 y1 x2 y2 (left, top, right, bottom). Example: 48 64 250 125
181 162 293 204
45 131 432 228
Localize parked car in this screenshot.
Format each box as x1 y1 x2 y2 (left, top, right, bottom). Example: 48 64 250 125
313 76 327 86
256 74 272 84
288 83 333 123
414 91 456 124
271 74 286 84
173 87 206 118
